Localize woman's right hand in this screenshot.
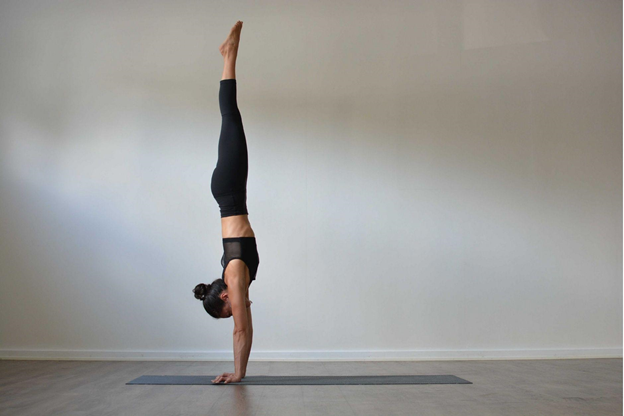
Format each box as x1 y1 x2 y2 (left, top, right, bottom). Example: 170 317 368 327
212 372 242 384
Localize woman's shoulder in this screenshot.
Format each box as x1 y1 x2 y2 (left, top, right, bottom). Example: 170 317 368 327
223 259 251 287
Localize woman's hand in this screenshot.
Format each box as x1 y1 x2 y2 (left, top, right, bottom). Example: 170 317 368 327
212 372 243 384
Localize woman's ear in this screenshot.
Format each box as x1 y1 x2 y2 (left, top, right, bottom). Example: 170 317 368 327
220 290 228 301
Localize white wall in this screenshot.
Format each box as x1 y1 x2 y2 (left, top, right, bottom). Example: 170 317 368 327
0 0 621 361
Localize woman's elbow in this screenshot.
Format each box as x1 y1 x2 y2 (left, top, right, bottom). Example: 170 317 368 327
233 326 249 335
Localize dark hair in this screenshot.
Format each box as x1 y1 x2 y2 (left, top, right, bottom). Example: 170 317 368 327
193 279 228 319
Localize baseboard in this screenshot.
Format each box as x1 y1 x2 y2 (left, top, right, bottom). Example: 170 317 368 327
0 348 621 361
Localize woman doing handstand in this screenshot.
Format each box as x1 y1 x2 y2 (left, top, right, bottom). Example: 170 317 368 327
193 21 258 384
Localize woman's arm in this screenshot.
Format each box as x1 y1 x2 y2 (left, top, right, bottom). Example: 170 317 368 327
233 329 251 379
239 303 253 377
229 273 251 379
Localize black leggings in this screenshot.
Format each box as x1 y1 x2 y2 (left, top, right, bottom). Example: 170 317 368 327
211 79 249 217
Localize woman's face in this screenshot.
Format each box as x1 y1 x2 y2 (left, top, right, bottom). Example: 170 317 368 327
219 291 252 319
221 301 233 319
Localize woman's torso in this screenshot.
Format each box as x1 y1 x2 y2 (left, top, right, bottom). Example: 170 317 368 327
221 214 256 291
221 214 255 238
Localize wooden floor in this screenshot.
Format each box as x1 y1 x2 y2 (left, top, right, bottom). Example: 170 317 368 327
0 358 621 415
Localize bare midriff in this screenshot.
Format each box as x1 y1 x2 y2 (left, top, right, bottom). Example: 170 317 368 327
221 214 255 239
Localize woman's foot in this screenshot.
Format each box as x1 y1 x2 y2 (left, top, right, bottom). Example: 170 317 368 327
219 21 243 59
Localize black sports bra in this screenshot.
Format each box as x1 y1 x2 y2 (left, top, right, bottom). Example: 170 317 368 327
221 237 259 285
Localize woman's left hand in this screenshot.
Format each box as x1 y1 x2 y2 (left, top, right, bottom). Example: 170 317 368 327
212 372 242 384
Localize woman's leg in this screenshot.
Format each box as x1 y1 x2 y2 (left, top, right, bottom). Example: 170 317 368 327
211 22 249 217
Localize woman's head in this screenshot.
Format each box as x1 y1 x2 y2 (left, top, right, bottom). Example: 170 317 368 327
193 279 231 319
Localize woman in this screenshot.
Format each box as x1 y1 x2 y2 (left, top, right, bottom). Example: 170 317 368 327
193 21 258 384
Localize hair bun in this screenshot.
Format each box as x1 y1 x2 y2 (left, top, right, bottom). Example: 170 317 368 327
193 283 210 301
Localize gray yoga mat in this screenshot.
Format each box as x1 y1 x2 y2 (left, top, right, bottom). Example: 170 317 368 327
127 374 471 385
